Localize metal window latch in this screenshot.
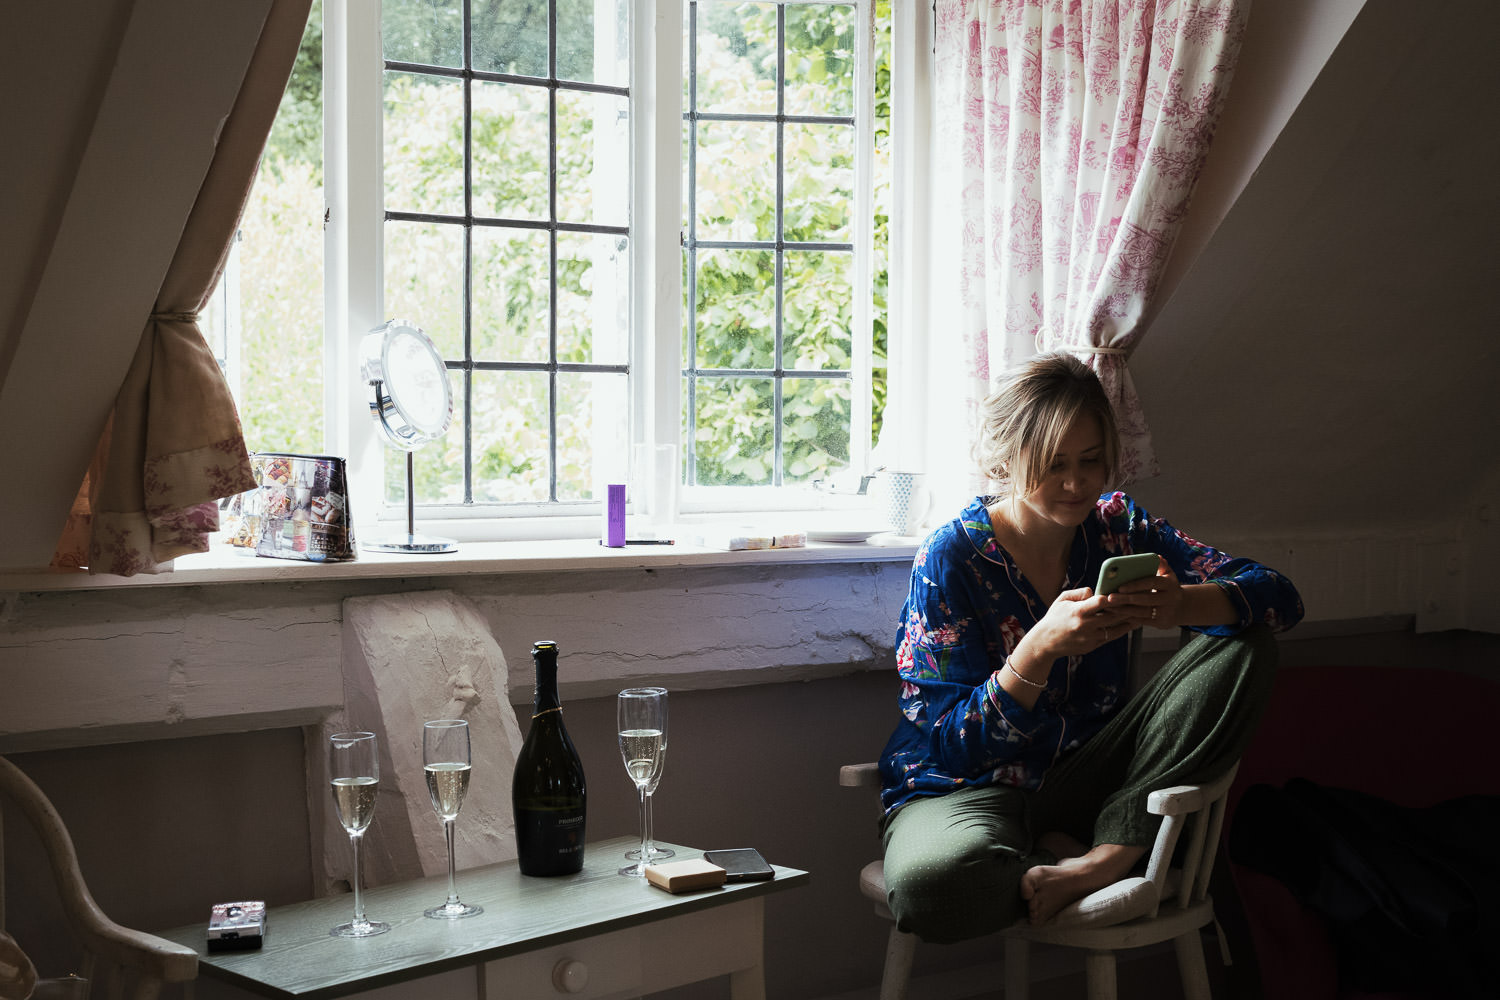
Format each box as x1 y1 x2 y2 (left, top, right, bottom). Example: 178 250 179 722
811 467 884 496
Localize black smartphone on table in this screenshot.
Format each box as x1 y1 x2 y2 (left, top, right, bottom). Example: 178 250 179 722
703 848 775 882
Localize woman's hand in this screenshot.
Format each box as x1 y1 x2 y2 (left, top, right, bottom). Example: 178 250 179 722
1002 583 1142 708
1100 556 1183 630
1023 585 1137 661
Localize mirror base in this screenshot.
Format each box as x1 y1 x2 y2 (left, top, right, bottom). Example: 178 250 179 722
362 533 459 554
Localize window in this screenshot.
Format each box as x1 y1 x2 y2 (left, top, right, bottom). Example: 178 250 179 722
686 2 875 492
380 0 631 508
212 0 892 535
208 0 326 459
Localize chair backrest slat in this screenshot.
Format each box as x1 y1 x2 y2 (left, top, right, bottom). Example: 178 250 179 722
80 954 99 992
1175 761 1239 908
1174 807 1210 905
98 960 127 1000
1142 812 1183 889
127 970 166 1000
1196 795 1230 905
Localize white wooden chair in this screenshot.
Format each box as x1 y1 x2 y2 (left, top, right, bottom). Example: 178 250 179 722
0 756 197 1000
840 758 1239 1000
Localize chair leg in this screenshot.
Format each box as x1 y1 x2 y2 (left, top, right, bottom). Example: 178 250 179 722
878 925 917 1000
1083 950 1118 1000
1174 930 1212 1000
1003 937 1030 1000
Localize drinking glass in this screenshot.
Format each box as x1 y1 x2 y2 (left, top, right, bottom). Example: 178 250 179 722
423 719 483 918
328 731 390 937
625 706 674 863
625 779 675 863
617 687 668 876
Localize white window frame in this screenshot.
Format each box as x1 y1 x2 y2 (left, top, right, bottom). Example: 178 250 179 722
320 0 888 542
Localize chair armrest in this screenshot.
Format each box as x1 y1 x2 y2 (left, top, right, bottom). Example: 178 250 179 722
88 921 198 984
1147 761 1240 816
1146 783 1208 816
840 762 882 789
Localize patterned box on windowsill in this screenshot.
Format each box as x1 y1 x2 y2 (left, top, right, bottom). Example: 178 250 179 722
222 453 357 562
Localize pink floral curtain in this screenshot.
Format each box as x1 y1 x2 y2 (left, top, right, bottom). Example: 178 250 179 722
930 0 1250 485
52 0 311 576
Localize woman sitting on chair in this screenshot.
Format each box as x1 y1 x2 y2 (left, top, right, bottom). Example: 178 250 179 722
878 353 1303 943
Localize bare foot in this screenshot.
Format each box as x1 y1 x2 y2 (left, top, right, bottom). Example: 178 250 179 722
1020 841 1146 925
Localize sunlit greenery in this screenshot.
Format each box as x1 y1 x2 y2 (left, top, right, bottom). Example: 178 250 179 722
232 0 890 507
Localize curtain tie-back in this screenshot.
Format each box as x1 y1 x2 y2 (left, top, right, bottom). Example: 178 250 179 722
1039 326 1129 357
150 311 200 323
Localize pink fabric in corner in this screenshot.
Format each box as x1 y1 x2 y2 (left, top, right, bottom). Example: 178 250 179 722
53 319 256 576
1224 665 1500 1000
929 0 1249 485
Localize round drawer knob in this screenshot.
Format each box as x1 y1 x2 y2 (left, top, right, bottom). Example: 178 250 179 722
552 959 589 994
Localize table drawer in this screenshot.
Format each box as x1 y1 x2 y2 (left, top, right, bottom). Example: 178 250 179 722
480 899 762 1000
481 926 643 999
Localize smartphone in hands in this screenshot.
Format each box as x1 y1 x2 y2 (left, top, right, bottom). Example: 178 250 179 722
1095 553 1160 596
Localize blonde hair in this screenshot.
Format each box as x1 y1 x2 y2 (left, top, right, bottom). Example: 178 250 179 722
976 353 1121 501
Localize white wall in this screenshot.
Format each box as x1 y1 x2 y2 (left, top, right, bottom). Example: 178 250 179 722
0 560 911 753
1142 0 1499 530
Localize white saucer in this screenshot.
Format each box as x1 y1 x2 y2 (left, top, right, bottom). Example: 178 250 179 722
806 527 887 543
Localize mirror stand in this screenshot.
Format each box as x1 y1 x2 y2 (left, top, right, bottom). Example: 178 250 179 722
358 320 459 555
363 450 457 554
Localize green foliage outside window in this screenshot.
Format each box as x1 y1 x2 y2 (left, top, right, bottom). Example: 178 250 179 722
233 0 889 506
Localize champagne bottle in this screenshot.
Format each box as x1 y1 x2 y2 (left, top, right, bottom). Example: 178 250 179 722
512 640 587 875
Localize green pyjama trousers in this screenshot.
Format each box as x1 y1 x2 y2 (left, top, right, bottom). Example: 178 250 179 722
879 624 1277 943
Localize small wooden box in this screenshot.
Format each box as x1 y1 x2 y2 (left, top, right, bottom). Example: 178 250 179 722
644 858 727 894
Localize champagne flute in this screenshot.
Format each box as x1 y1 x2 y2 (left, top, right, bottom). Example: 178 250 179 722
617 688 667 877
328 731 390 938
643 769 674 861
625 688 674 863
423 719 483 918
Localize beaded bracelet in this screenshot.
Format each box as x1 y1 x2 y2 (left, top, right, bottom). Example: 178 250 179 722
1005 662 1048 690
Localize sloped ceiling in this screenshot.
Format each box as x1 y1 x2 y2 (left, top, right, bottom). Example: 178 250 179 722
0 0 272 570
1134 0 1500 537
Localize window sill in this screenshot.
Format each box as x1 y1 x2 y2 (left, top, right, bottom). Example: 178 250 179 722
1 532 920 594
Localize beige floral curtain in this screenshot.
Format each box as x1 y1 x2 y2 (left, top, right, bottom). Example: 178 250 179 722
53 0 312 576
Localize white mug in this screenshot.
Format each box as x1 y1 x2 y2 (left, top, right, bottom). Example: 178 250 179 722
884 471 931 536
631 443 679 532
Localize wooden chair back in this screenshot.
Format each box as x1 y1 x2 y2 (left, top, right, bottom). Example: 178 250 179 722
0 756 196 1000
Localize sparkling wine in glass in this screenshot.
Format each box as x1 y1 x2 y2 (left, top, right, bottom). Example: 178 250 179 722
618 687 667 877
423 719 482 918
625 688 673 864
329 731 390 938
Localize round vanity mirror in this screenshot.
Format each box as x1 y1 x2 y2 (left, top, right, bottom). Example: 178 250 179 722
359 319 457 553
361 319 453 449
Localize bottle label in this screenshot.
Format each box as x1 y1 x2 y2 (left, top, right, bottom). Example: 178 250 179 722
515 805 586 876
